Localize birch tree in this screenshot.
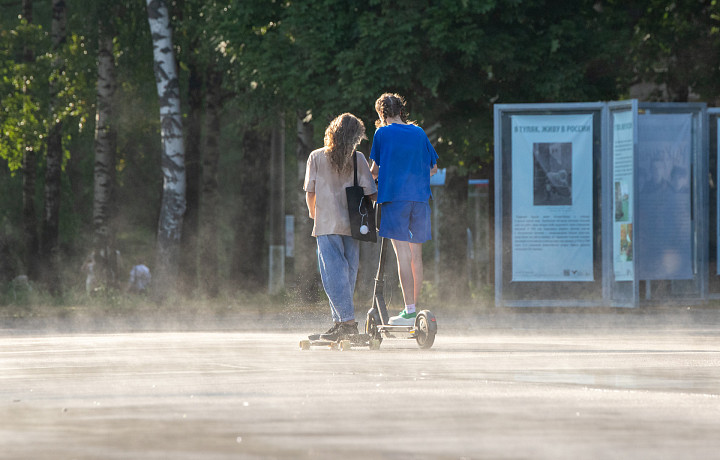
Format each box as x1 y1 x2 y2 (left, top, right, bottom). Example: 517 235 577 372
93 13 119 288
146 0 186 296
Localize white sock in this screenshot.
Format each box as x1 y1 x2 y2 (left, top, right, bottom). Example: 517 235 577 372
405 304 416 314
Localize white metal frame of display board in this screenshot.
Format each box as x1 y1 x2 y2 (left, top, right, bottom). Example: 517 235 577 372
606 100 639 307
708 108 720 299
637 102 708 303
494 102 607 308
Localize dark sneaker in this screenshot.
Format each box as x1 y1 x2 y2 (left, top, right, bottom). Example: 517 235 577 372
320 321 359 341
309 323 340 341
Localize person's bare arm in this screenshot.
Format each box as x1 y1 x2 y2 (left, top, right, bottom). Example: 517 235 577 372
430 164 438 176
370 161 379 180
306 191 316 219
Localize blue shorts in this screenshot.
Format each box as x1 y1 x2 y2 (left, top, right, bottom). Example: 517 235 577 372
378 201 432 243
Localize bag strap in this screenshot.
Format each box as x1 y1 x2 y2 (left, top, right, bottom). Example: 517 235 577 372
353 151 359 186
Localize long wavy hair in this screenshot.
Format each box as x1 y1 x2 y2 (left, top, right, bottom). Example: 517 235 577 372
374 92 410 128
323 113 366 175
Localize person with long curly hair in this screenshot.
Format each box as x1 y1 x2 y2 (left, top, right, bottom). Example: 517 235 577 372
304 113 377 341
370 93 438 325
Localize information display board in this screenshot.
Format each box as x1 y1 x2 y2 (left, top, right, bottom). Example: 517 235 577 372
510 114 594 282
715 111 720 276
611 109 635 282
495 103 605 307
495 101 707 308
607 100 639 307
636 113 693 280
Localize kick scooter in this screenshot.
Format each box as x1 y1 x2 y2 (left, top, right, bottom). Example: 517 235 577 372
365 235 437 349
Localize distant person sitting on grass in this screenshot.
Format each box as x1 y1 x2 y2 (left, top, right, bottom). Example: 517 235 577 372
81 251 98 294
127 264 151 294
304 113 377 341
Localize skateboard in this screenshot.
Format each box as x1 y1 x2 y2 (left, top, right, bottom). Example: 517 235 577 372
299 333 381 351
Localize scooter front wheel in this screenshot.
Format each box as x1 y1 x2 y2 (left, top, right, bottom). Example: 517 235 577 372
366 309 383 346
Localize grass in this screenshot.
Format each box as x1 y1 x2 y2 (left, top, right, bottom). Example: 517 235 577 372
0 277 493 333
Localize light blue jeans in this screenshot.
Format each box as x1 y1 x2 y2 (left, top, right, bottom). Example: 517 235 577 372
316 235 359 322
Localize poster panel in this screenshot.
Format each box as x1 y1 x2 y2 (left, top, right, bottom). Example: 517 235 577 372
612 110 634 281
511 114 594 281
637 113 693 280
718 116 720 275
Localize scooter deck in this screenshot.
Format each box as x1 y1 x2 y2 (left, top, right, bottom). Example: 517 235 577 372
377 324 417 339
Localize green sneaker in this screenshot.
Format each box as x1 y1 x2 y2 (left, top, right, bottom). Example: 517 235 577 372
388 309 416 326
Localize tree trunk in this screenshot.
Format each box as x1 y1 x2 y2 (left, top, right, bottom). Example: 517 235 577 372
20 0 39 281
40 0 67 293
198 67 222 298
22 150 39 281
147 0 187 298
293 109 319 300
268 114 285 294
92 15 119 289
180 53 203 296
22 0 33 61
231 125 270 292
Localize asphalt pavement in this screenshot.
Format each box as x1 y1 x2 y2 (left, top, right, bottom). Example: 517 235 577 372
1 306 719 459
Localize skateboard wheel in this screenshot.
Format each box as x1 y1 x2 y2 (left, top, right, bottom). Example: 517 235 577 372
369 339 382 350
339 340 351 351
299 340 310 350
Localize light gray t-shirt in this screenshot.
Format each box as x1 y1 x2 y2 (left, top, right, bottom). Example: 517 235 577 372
304 148 377 237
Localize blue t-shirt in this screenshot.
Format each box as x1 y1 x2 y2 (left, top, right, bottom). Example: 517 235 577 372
370 123 438 203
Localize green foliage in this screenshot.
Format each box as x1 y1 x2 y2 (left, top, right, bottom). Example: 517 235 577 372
51 32 95 136
0 17 94 173
0 20 49 171
214 0 633 173
2 0 719 298
621 0 720 101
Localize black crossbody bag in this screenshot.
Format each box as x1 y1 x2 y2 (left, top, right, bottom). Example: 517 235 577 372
345 153 377 242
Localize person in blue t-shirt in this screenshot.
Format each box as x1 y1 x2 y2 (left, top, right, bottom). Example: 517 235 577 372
369 93 438 326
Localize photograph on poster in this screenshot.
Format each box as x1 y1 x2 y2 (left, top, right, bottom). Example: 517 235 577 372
533 142 572 206
639 144 690 194
614 181 630 222
620 223 633 262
